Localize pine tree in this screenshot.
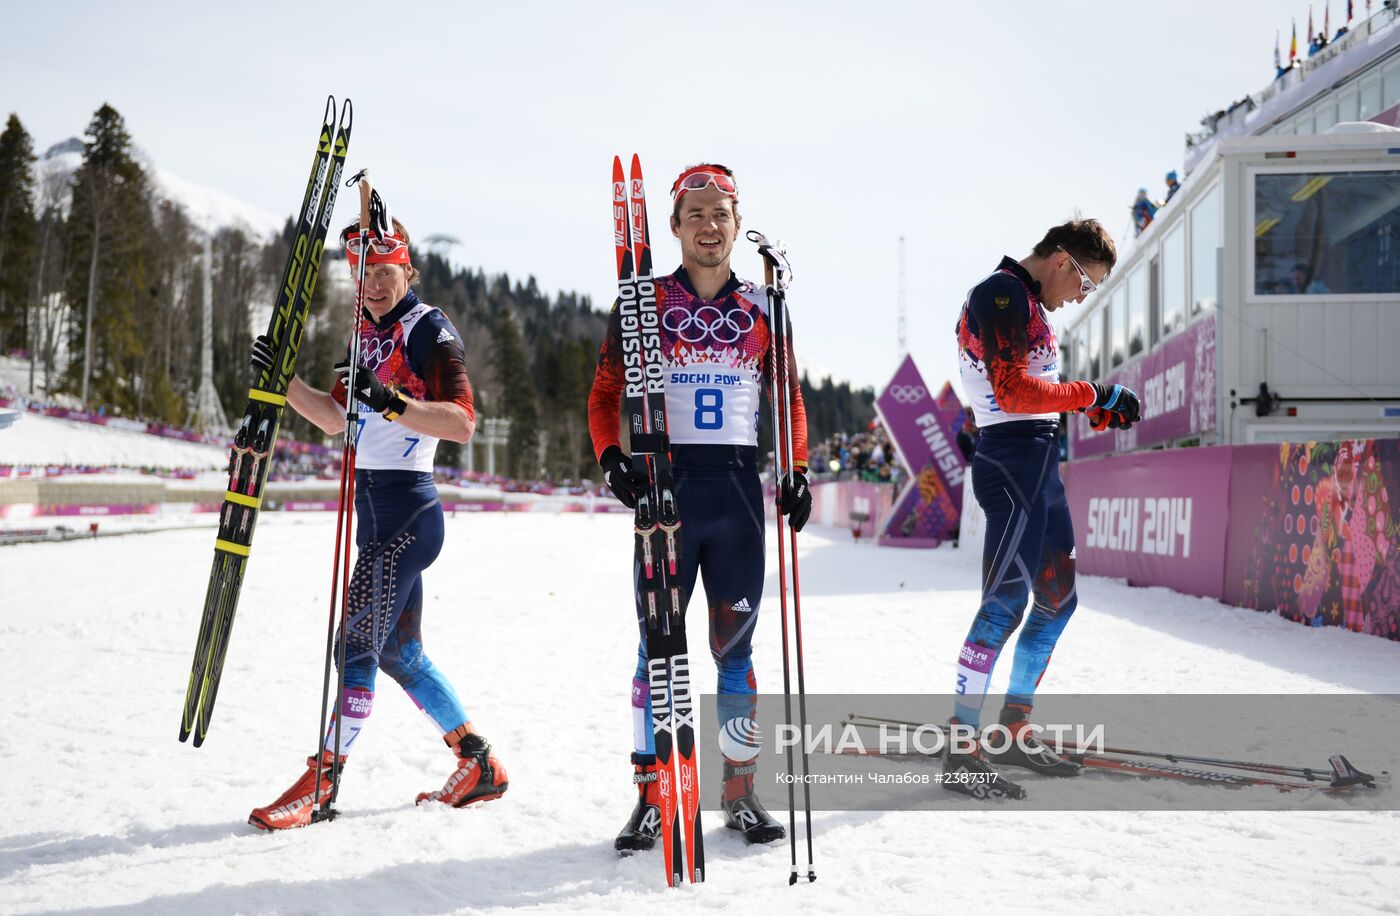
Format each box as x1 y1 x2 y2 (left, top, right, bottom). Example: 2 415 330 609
64 103 154 412
490 307 539 479
211 225 262 418
0 113 38 355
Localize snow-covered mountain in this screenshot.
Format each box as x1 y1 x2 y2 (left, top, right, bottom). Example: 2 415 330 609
39 139 283 241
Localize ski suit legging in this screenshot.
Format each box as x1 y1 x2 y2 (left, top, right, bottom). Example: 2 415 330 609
953 420 1079 727
336 469 468 734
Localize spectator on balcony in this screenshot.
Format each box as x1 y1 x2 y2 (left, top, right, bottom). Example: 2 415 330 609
1164 170 1181 204
1130 188 1158 236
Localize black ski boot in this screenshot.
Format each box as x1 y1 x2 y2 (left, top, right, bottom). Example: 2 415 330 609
615 753 662 855
983 704 1082 777
942 717 1027 800
722 759 786 844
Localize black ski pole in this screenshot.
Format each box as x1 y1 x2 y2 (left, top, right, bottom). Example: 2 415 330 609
844 713 1384 786
750 229 815 884
313 166 372 822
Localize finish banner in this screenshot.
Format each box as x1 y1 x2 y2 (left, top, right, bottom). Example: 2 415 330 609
874 355 966 546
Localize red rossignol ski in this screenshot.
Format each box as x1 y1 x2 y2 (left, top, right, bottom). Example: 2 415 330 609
613 154 703 886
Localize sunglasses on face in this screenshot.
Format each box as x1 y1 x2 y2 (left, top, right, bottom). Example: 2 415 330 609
1059 246 1099 297
343 233 408 257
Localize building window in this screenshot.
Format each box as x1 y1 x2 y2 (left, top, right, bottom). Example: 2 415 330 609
1254 170 1400 295
1338 92 1359 122
1110 287 1127 367
1314 103 1339 132
1127 263 1149 357
1385 69 1400 109
1087 307 1103 380
1191 184 1221 313
1161 222 1186 336
1295 114 1315 134
1360 79 1382 121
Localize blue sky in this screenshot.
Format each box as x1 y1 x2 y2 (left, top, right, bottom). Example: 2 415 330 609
3 0 1330 391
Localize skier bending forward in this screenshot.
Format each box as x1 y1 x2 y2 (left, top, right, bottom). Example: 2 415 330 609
946 217 1140 799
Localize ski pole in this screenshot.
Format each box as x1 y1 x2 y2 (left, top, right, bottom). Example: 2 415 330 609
750 230 815 884
844 713 1382 784
313 169 372 821
774 253 815 885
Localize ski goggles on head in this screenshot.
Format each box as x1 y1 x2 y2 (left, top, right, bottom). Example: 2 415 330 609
670 166 738 199
343 230 411 266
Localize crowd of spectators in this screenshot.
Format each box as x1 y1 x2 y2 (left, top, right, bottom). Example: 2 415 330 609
806 424 902 484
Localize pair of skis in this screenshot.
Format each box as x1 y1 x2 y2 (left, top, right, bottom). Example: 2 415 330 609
179 97 352 747
842 713 1386 792
612 154 702 887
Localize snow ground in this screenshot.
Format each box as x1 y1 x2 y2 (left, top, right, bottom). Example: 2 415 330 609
0 411 228 470
1 514 1397 915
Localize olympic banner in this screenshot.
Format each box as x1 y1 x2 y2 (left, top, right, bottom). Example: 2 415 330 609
874 355 967 547
1069 315 1217 459
1061 447 1234 598
1062 439 1399 641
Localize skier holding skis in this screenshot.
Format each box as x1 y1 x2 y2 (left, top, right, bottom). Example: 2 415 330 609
947 218 1140 799
247 208 507 830
588 163 811 851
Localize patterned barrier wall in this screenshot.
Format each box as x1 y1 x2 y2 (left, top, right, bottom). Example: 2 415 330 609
1224 440 1399 640
1063 439 1399 641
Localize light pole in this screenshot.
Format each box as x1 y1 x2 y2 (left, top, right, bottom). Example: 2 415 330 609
481 417 512 477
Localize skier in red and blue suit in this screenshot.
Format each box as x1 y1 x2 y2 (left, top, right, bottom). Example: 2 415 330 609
588 163 810 851
248 204 507 829
945 218 1141 799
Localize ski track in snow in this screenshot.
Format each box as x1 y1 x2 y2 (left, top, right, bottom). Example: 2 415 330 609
1 513 1397 915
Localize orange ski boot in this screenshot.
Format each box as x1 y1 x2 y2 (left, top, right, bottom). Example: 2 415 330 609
415 733 508 808
249 749 345 831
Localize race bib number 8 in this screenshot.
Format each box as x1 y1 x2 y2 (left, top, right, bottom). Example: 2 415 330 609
695 388 723 430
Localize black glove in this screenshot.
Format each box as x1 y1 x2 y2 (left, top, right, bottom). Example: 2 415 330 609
599 445 648 510
778 469 812 533
1088 383 1141 429
250 334 275 374
335 360 398 413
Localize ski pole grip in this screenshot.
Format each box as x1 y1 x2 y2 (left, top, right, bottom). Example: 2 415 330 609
358 175 372 231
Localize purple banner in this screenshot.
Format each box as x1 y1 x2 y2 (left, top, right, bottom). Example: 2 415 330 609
874 356 966 545
1070 316 1217 459
34 504 159 517
1064 438 1398 641
1062 448 1234 598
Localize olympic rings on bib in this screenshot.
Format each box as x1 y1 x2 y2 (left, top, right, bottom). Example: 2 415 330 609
662 305 756 345
361 337 397 371
887 384 927 404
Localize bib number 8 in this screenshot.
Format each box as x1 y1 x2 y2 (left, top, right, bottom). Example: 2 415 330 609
694 388 723 430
